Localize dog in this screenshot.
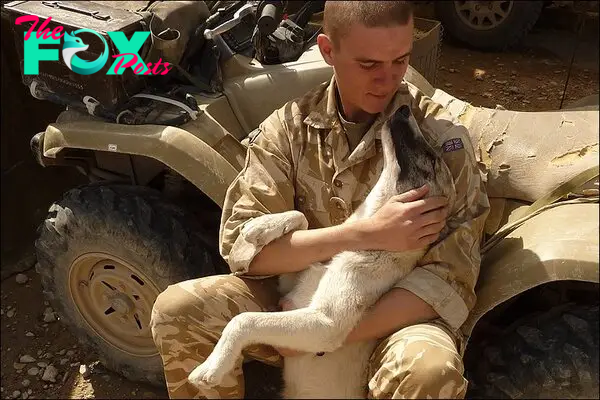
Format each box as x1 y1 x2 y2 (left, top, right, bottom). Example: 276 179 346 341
188 104 455 398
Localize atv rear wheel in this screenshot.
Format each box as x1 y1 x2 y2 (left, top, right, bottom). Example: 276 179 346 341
465 303 599 399
435 1 544 51
35 183 224 385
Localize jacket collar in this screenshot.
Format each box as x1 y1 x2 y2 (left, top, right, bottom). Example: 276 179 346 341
303 75 339 129
303 75 412 132
302 76 413 170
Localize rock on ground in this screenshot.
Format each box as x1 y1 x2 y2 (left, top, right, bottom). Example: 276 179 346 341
79 364 91 379
42 365 58 383
19 355 35 363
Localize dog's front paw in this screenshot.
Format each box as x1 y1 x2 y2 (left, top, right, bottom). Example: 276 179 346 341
242 211 308 245
188 359 227 388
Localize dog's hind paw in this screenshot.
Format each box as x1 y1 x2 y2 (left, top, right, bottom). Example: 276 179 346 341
187 360 226 388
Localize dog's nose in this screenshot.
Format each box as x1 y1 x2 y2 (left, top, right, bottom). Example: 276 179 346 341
399 104 410 119
392 105 411 127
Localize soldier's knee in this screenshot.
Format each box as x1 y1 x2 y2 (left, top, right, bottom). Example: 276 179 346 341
149 284 188 342
399 348 466 398
150 278 212 335
150 275 241 339
408 350 462 378
370 340 467 399
152 285 183 317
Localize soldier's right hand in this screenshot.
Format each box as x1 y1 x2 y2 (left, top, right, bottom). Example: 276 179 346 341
357 184 448 252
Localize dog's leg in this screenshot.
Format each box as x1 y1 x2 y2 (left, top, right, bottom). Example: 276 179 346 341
242 210 308 245
188 308 356 388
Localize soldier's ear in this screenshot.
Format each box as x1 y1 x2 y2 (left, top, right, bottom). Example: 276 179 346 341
317 34 334 66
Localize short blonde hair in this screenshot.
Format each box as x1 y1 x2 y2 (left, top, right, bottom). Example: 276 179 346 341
323 1 413 48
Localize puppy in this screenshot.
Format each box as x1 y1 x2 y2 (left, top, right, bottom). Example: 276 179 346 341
188 104 454 398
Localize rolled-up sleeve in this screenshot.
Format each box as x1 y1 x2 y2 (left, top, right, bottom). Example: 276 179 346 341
219 109 298 275
394 123 490 331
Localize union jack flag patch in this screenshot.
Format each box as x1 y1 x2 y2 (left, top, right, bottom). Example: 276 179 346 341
442 138 464 152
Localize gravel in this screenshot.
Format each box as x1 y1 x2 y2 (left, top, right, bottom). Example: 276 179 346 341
79 364 91 379
19 355 35 363
42 365 59 383
13 363 25 371
42 307 57 323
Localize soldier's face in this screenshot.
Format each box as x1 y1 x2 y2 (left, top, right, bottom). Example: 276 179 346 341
318 19 413 118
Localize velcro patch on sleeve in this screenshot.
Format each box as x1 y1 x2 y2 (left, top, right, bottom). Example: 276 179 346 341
442 138 464 152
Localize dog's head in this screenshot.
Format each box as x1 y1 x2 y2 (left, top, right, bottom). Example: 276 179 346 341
388 105 452 197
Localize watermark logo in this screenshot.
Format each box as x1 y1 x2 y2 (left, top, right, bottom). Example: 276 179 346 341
16 15 171 76
62 29 108 75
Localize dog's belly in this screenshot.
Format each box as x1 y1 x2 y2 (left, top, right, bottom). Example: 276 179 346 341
279 254 415 399
281 266 373 398
282 264 326 308
283 340 376 399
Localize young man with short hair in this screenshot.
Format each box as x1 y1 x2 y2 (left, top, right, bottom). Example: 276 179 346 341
150 2 490 398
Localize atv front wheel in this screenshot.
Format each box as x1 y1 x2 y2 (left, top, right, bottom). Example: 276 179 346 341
35 183 225 385
435 1 544 51
466 303 599 399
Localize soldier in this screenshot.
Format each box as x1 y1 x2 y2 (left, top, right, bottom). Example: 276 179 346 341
150 1 490 399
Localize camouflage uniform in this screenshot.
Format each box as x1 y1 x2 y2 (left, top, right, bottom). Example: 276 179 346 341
150 76 490 399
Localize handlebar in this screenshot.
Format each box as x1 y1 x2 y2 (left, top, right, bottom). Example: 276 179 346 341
203 1 287 41
203 3 254 40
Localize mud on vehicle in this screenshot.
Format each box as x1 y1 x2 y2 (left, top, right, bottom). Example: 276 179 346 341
1 0 598 398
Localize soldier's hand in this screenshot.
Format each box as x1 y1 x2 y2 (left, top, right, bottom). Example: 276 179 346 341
359 184 448 252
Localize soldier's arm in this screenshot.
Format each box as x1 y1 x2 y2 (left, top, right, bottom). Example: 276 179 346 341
219 107 368 276
247 223 367 275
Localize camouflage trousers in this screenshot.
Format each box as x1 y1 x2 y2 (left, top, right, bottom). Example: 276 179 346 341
150 274 468 399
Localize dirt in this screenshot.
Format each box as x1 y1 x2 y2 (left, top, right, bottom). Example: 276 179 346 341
1 264 168 400
1 9 598 400
0 258 280 400
436 41 598 112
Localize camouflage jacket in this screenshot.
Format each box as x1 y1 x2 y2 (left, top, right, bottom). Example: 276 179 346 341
219 76 490 332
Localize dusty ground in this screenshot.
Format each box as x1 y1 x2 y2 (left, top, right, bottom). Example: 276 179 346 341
436 35 598 112
1 263 168 400
1 6 598 400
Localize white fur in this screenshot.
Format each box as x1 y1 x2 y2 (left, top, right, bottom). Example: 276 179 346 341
188 121 446 398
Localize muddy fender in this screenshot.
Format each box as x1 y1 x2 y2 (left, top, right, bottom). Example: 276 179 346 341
463 202 599 337
430 96 599 204
41 120 242 207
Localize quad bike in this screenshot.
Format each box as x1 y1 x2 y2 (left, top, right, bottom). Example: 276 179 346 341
2 0 598 398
